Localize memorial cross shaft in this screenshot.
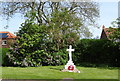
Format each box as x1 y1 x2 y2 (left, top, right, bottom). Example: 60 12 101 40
66 45 74 61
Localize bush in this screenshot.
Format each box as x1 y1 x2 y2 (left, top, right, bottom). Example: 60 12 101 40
7 47 68 67
49 49 68 66
0 48 11 66
8 49 47 67
74 39 120 67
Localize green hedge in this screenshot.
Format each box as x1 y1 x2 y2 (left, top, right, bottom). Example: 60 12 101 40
0 48 10 66
73 39 120 67
0 48 14 66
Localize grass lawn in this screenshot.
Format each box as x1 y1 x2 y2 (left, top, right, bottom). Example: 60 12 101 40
1 66 119 80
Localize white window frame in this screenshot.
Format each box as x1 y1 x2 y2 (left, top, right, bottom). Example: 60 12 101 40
2 40 7 45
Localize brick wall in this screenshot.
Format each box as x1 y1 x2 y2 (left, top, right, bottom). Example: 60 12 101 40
0 38 16 48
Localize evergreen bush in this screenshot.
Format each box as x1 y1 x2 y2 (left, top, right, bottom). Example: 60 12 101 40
74 39 120 67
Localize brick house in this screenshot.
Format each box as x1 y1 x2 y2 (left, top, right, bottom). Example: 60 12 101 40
100 25 115 39
100 25 120 42
0 31 16 48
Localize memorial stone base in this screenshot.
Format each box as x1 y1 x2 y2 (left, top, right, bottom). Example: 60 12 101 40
61 60 80 73
65 60 76 70
61 68 80 73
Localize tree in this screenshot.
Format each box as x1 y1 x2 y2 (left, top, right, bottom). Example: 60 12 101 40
108 18 120 53
109 18 120 42
8 11 68 66
2 0 99 49
2 1 99 30
8 13 49 66
3 1 99 66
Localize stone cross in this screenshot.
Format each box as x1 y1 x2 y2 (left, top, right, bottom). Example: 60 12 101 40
66 45 74 61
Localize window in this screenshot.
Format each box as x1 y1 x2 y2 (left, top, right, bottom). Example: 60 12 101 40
2 40 7 45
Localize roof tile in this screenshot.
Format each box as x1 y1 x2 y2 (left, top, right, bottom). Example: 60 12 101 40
0 31 16 39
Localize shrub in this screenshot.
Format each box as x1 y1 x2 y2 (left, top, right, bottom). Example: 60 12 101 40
74 39 120 67
0 48 11 66
7 47 68 67
8 49 48 67
49 50 68 66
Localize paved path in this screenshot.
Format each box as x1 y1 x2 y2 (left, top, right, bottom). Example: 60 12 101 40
60 78 73 81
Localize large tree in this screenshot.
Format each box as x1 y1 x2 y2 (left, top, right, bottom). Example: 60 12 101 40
2 0 99 48
2 1 99 66
2 1 99 29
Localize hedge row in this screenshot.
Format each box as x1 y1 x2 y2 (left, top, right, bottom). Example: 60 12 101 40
2 39 120 67
73 39 120 67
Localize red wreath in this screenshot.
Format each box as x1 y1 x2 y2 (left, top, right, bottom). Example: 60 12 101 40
68 65 74 70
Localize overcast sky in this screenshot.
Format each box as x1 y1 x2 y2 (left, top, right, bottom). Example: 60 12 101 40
0 1 119 38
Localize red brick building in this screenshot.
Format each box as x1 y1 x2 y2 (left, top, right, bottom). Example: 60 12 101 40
0 31 16 48
100 25 115 39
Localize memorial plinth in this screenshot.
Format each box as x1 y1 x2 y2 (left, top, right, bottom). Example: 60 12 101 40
62 45 80 73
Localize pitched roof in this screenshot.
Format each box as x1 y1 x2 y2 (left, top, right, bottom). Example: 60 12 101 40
102 26 110 38
0 31 16 39
100 25 117 39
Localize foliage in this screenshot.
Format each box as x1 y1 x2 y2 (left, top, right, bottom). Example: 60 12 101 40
7 12 45 66
109 18 120 41
109 28 120 41
3 1 100 67
108 18 120 51
7 11 68 66
7 2 92 66
47 9 82 51
2 1 99 27
0 48 10 66
74 39 120 67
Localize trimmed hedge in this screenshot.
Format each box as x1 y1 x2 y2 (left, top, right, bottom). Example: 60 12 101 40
73 39 120 67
